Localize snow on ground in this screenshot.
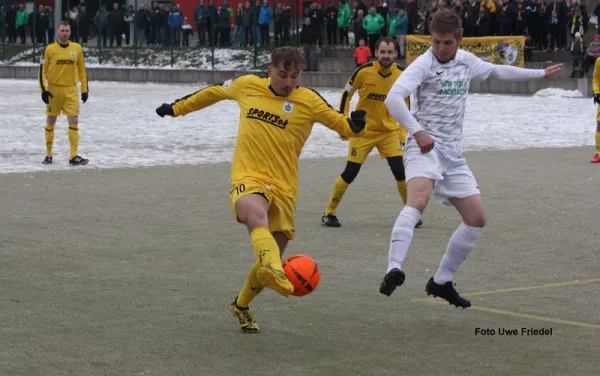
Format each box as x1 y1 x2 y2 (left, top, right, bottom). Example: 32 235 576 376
0 79 595 174
2 47 271 70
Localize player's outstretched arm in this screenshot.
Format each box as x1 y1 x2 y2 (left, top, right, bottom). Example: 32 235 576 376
155 77 241 118
486 63 563 81
310 88 366 138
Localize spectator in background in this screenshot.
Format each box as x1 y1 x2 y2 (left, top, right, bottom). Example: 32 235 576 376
301 17 318 71
463 0 479 37
16 3 27 44
217 2 231 46
78 5 90 45
338 0 351 46
274 3 284 46
569 31 585 77
108 2 124 47
325 0 338 46
168 4 182 47
363 7 384 54
395 7 408 58
308 2 324 48
94 5 108 47
134 4 148 46
353 8 367 47
242 1 253 47
353 37 371 66
584 33 600 76
569 7 586 44
46 6 54 44
69 6 79 42
405 0 418 34
258 0 272 48
182 16 193 46
124 5 134 45
195 0 209 46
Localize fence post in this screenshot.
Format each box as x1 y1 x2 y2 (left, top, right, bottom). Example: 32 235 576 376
252 0 257 69
1 0 6 61
98 0 103 64
134 0 138 67
32 0 36 64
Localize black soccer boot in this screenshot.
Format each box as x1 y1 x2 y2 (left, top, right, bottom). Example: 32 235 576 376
321 213 341 227
42 156 53 165
69 155 89 166
415 219 423 228
379 268 405 296
425 277 471 308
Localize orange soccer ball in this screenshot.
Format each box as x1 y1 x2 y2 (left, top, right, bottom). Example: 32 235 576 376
282 254 321 297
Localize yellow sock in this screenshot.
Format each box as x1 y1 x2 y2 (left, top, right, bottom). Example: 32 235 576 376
236 260 263 307
68 124 79 159
596 131 600 154
45 123 55 156
396 180 407 204
250 227 283 270
324 176 350 214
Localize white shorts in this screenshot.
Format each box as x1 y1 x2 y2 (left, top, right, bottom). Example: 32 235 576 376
403 139 480 206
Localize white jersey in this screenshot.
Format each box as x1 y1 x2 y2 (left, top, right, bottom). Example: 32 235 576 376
396 48 494 150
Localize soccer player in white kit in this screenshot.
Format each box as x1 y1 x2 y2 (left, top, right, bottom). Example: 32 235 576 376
379 10 563 307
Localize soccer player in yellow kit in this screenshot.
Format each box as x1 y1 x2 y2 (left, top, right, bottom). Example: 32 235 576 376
155 47 366 333
591 57 600 163
39 21 89 166
321 37 423 228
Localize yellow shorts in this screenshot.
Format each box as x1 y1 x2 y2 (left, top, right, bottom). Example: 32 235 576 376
229 180 296 240
596 106 600 122
46 86 79 116
348 129 406 164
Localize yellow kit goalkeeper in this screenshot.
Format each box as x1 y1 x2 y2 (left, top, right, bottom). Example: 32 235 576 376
39 21 89 166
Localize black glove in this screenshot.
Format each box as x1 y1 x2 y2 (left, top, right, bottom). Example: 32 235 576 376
594 93 600 105
41 91 52 104
156 103 174 117
349 110 367 133
81 92 88 103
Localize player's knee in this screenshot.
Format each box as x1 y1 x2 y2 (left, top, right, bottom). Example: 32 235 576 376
242 209 268 229
386 156 405 181
465 216 486 228
340 161 361 184
46 116 57 124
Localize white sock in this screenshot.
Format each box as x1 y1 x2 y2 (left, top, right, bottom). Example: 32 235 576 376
387 206 422 272
433 223 482 284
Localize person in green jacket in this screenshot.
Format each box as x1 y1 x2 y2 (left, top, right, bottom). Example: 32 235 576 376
387 9 398 41
16 3 29 44
337 0 351 46
362 7 384 54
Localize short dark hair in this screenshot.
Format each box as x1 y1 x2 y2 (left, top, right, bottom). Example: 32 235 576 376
429 10 463 39
376 36 396 51
58 20 70 28
271 46 305 71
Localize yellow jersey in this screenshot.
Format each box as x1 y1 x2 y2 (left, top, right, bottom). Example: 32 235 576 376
593 57 600 94
340 61 409 133
39 41 88 93
172 74 360 199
